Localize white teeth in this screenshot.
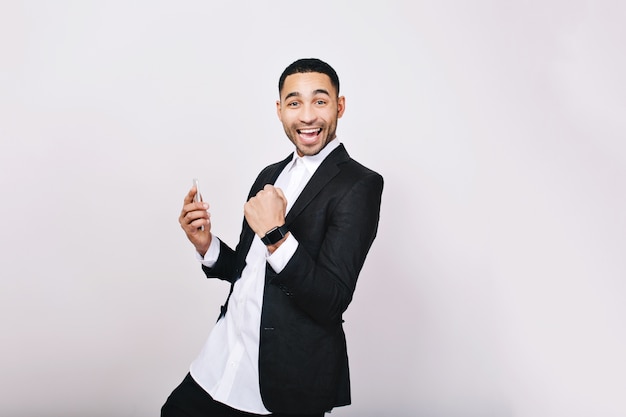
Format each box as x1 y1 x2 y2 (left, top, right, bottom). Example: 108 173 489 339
300 128 319 134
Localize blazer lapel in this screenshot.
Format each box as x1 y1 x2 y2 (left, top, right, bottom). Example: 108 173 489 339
266 154 293 187
286 144 350 224
238 145 350 271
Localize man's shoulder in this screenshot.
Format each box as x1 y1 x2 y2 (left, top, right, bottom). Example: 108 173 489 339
253 153 293 183
335 147 383 182
342 156 382 178
321 143 383 180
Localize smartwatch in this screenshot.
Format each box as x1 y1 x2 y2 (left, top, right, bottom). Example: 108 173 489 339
261 224 289 245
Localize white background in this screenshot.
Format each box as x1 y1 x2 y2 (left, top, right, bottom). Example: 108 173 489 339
1 1 624 416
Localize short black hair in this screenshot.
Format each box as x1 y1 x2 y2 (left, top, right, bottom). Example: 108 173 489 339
278 58 340 97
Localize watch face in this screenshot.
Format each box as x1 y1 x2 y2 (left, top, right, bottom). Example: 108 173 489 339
262 225 287 245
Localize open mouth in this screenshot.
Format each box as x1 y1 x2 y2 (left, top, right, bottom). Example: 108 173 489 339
296 128 322 142
297 128 322 135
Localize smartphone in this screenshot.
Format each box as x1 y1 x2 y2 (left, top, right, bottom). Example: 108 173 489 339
193 178 204 231
193 178 202 203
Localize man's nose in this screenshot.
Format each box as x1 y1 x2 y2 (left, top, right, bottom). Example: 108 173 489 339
299 103 317 123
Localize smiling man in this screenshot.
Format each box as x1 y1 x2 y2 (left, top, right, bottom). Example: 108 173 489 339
277 68 345 157
163 58 383 417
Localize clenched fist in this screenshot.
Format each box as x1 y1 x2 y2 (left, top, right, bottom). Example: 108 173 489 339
244 184 287 238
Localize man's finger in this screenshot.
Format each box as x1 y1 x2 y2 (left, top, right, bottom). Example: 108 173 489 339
274 187 286 202
184 187 197 205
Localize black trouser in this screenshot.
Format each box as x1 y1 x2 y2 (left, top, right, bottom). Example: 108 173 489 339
161 373 325 417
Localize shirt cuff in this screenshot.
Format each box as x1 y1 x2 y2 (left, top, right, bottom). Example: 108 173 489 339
195 234 220 267
266 234 298 273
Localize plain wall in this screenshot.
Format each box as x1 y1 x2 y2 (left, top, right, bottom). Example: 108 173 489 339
1 1 624 416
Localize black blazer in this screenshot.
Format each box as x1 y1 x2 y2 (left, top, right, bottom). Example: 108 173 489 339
202 144 383 414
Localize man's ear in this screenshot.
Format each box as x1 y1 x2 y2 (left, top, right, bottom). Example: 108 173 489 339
337 96 346 118
276 100 282 121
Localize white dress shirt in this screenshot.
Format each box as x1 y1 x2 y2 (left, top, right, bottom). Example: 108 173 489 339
189 140 341 414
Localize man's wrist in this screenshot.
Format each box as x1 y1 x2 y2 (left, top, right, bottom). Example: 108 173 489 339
266 233 289 254
261 224 289 245
196 237 211 258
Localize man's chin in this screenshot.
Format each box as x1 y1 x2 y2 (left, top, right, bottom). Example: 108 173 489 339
290 133 335 157
296 143 325 157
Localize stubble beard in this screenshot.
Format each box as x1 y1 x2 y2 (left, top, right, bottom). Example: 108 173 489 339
284 123 338 157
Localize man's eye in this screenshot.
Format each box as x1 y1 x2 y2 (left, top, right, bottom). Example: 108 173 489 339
315 100 327 105
288 101 299 107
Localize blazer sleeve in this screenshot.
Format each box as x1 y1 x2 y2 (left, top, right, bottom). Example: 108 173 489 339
267 170 384 325
200 158 288 284
201 239 238 283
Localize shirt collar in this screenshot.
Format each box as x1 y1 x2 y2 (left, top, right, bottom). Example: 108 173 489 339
289 139 341 174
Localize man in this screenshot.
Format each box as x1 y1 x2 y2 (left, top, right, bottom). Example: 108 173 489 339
163 58 383 417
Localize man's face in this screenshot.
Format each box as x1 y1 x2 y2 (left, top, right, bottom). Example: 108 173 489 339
276 72 345 157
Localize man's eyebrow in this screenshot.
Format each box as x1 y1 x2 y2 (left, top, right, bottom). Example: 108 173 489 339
313 89 330 96
283 89 331 100
284 91 301 100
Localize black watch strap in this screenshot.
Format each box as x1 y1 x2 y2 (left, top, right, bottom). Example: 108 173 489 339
261 224 289 245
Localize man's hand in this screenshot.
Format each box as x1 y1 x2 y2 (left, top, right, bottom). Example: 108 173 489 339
179 186 212 256
244 184 287 238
